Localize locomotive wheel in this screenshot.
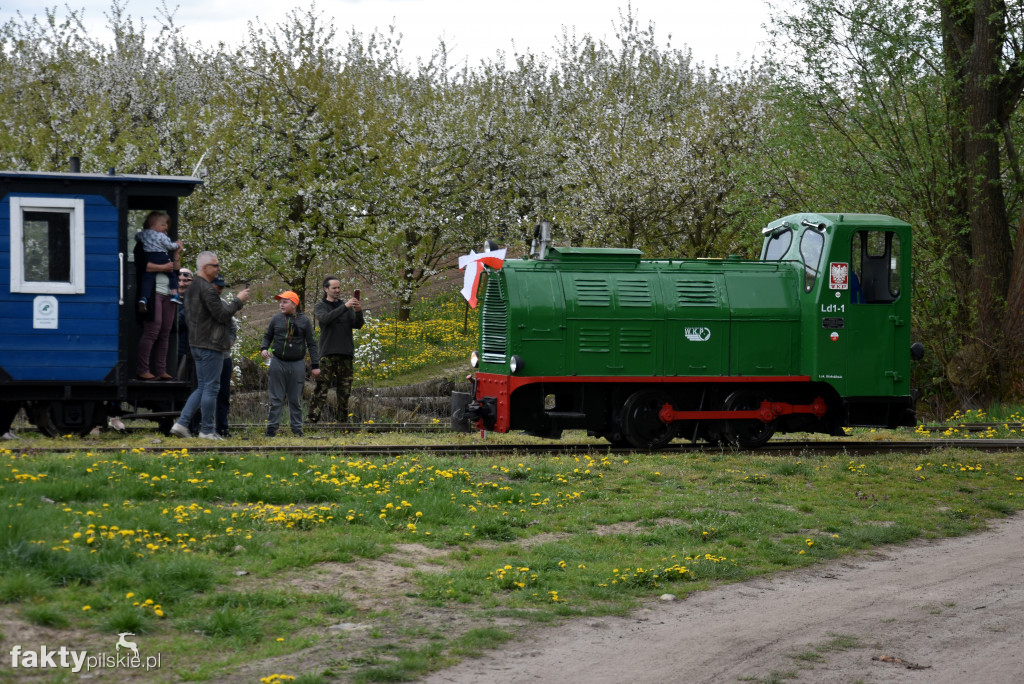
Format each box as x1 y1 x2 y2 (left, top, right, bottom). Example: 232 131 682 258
620 390 678 450
722 390 776 449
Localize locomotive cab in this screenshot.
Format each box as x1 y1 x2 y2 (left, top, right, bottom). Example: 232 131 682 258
760 213 916 429
1 165 202 435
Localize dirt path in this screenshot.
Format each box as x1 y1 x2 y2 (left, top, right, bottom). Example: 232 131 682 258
423 515 1024 684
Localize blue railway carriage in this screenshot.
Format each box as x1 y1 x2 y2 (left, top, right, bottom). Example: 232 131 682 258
0 165 201 435
453 213 923 449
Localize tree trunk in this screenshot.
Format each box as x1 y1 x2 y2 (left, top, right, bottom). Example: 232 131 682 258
1001 207 1024 397
963 0 1012 345
398 264 414 322
942 0 1017 400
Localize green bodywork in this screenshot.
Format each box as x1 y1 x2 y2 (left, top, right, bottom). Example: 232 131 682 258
476 213 912 401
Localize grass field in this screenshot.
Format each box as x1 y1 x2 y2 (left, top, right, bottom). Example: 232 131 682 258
2 435 1022 682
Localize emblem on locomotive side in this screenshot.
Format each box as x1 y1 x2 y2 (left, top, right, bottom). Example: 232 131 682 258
829 262 849 290
684 327 711 342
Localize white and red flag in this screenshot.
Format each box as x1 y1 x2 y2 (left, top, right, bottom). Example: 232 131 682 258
459 247 506 308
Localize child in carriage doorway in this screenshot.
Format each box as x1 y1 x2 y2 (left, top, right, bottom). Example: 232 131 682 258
136 210 183 313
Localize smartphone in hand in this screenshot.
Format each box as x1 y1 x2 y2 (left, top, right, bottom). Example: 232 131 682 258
354 289 361 300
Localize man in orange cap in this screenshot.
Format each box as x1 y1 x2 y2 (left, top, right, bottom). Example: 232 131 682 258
260 290 320 437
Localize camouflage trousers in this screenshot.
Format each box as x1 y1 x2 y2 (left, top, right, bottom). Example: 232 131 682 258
308 354 354 423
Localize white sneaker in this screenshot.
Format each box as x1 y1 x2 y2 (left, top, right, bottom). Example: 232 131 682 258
170 422 192 438
108 416 126 431
198 432 224 441
2 430 16 440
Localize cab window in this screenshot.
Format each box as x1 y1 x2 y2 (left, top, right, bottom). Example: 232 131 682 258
762 229 792 261
799 229 824 292
851 230 900 303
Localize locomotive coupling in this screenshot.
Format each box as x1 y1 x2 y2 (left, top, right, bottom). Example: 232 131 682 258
450 385 497 431
462 397 497 430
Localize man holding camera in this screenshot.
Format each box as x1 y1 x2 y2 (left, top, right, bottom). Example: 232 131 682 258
309 276 364 424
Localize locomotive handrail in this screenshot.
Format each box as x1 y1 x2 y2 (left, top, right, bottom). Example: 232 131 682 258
118 252 124 305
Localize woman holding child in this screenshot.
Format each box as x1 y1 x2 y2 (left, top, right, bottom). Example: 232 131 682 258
135 210 182 380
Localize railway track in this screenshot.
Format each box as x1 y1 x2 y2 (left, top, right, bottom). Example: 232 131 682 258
111 421 449 435
916 422 1024 433
9 438 1024 457
88 419 1024 443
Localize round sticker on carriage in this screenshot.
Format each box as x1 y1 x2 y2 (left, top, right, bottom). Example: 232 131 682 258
830 331 839 342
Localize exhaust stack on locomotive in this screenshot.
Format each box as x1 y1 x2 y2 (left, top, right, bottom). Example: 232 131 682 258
529 220 553 260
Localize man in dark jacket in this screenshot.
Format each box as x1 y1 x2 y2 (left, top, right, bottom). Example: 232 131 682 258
170 251 249 440
308 276 364 423
260 290 320 437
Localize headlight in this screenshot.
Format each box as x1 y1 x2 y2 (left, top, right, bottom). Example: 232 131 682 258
509 355 523 374
470 351 479 368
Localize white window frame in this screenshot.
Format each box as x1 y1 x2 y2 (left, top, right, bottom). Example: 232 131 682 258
9 196 86 294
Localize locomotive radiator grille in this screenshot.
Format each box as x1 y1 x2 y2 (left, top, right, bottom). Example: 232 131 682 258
675 279 719 306
578 327 612 353
619 278 653 307
574 277 611 306
620 328 653 353
480 274 508 364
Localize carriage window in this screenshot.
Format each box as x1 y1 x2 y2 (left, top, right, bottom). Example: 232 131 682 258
850 230 900 303
762 228 793 260
799 229 824 292
9 196 86 294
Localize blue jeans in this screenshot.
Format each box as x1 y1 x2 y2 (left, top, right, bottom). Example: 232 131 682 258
176 347 223 435
188 355 231 436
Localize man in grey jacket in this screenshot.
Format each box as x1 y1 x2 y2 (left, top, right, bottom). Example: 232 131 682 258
308 276 364 423
170 251 249 440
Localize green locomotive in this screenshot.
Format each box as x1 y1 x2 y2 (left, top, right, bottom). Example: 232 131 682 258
452 213 922 448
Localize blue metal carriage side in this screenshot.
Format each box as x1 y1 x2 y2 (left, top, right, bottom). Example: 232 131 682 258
0 166 202 434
